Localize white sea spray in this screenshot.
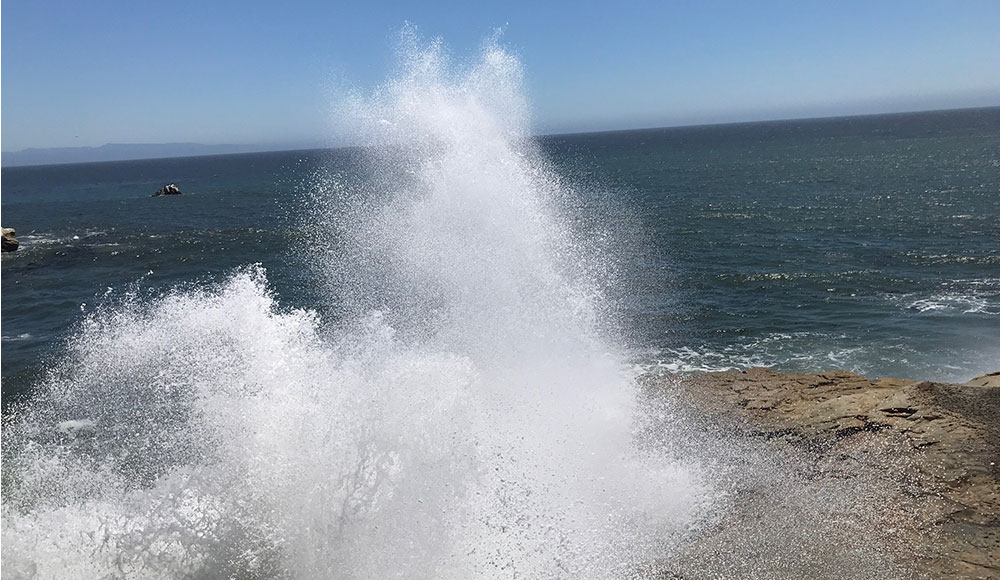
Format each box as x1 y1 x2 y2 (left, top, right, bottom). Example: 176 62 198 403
2 31 711 579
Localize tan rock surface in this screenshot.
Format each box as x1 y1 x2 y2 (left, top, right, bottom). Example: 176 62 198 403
646 368 1000 579
2 227 19 252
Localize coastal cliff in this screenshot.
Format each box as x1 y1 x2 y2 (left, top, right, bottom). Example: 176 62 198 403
645 368 1000 580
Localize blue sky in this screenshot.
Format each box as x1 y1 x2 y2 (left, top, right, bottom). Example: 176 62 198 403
2 0 999 151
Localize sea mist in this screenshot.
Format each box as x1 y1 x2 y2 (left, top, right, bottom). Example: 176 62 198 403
1 32 709 579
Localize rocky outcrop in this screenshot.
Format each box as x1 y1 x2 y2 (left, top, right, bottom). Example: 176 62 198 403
2 228 19 252
965 371 1000 388
648 368 1000 579
152 183 182 196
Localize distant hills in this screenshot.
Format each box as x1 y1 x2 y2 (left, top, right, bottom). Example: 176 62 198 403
1 142 278 167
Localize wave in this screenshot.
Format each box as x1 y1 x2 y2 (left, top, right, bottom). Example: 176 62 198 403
2 31 710 579
636 329 998 383
885 279 1000 316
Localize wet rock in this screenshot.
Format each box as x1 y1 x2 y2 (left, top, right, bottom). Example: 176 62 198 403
645 367 1000 579
152 183 182 196
2 227 19 252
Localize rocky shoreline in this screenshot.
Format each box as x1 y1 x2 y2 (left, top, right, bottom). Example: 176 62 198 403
643 368 1000 580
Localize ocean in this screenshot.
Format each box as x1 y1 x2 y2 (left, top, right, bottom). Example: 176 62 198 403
4 108 999 406
1 38 998 578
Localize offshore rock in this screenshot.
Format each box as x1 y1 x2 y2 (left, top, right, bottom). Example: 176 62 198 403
2 227 19 252
646 367 1000 580
152 183 182 196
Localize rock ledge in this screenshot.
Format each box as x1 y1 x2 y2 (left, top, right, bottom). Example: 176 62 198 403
652 368 999 579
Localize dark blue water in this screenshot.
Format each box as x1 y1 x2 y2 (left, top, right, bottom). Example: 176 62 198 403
3 108 999 409
1 150 346 404
544 107 1000 379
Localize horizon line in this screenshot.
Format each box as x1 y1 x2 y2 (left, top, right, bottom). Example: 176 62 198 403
4 104 998 168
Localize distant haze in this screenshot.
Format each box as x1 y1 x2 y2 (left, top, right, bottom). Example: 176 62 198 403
5 106 999 167
1 142 317 168
2 1 998 154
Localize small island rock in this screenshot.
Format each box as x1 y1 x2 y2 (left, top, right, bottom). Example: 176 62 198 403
2 228 19 252
153 184 182 196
